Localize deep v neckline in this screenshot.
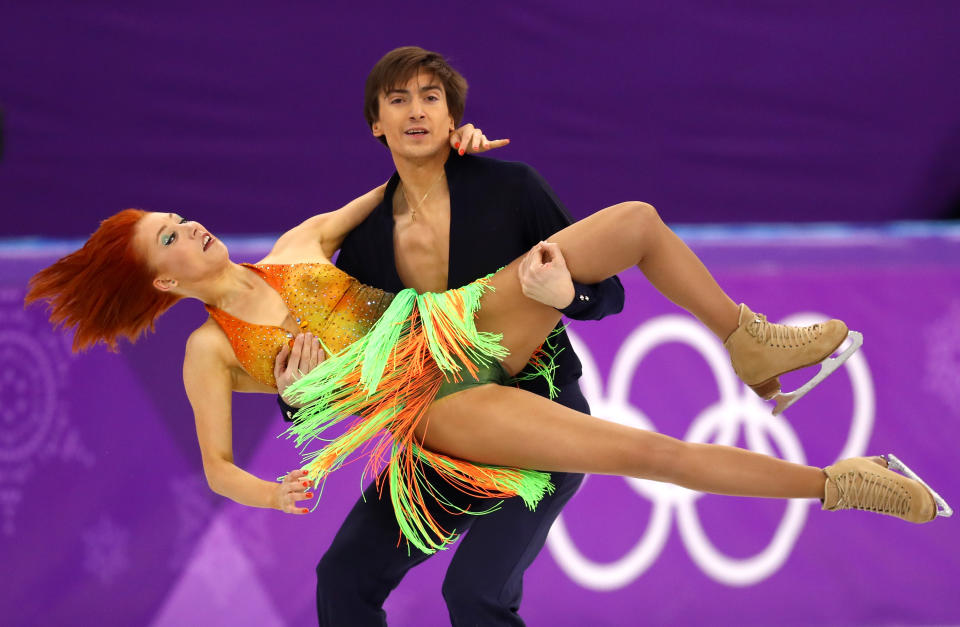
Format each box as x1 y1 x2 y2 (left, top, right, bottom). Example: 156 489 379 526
208 263 320 336
384 163 458 292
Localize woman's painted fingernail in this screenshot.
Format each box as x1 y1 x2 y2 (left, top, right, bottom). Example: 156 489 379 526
305 492 313 498
302 481 310 487
302 508 309 514
459 149 464 155
454 142 460 148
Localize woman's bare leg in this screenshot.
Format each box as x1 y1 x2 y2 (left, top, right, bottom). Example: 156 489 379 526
479 202 741 374
551 202 739 338
417 385 824 499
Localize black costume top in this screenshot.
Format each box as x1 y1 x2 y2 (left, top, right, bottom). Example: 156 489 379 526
336 151 625 396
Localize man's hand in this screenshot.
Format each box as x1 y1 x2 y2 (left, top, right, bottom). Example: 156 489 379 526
274 332 325 407
450 123 510 155
517 241 576 309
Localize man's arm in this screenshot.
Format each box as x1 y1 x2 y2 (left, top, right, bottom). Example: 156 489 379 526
275 332 325 420
331 174 400 292
518 165 625 321
269 183 387 261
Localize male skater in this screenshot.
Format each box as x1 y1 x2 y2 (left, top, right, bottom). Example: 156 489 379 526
278 46 623 625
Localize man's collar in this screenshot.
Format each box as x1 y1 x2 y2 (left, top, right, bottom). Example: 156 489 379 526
443 147 463 175
443 147 470 188
384 148 464 205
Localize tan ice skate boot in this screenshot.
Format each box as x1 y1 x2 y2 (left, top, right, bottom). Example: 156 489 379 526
822 456 952 522
724 304 861 415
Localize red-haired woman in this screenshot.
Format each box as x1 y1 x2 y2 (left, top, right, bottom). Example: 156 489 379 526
27 187 948 554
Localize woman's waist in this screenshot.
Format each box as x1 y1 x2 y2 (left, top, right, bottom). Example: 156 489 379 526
318 283 395 350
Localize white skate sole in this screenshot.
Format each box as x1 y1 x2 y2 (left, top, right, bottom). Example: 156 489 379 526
884 454 953 518
771 330 863 416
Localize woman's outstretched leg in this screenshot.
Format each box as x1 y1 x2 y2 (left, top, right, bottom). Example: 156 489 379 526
482 201 855 410
560 202 740 339
518 202 737 338
420 384 823 498
418 385 937 522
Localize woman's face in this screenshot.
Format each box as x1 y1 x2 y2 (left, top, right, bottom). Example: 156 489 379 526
134 211 228 293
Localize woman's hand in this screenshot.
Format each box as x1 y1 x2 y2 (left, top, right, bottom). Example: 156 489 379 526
450 123 510 156
275 469 314 514
274 333 326 407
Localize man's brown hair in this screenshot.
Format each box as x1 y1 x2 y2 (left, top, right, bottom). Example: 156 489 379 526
364 46 468 146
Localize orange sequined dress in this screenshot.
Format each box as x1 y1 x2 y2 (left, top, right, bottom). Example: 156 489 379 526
205 263 394 388
206 262 553 554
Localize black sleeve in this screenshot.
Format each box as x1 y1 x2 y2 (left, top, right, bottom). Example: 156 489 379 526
334 189 398 288
278 394 298 423
519 166 625 321
334 226 365 281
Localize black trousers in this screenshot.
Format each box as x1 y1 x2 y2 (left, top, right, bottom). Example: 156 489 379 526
315 385 589 626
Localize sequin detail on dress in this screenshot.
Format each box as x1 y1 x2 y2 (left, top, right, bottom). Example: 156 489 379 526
205 263 394 388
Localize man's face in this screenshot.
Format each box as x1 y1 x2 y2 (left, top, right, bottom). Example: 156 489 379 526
372 70 455 160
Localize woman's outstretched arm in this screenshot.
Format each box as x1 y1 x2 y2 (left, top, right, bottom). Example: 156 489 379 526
183 324 311 513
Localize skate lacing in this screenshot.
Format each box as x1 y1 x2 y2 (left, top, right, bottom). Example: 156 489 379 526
746 313 821 348
833 469 910 517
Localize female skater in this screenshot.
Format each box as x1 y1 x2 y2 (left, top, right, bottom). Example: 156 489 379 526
26 188 947 553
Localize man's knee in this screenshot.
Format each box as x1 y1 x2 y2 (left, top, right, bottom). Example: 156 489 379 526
316 542 381 604
442 569 508 619
316 546 356 598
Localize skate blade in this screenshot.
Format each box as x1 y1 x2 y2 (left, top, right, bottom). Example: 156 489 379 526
771 330 863 416
884 454 953 518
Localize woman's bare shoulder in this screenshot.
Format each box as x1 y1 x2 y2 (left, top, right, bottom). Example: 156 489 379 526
183 320 271 393
185 319 234 362
257 227 332 265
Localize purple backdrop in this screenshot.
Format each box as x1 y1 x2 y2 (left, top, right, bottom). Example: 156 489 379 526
2 2 960 238
3 3 960 626
1 226 958 626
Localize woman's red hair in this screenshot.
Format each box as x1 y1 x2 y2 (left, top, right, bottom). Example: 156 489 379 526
25 209 181 352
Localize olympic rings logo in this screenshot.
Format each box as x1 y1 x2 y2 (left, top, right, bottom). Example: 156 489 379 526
547 313 875 589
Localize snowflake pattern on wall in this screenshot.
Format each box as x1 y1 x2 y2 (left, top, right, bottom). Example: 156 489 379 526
924 299 960 413
83 515 131 585
0 288 94 536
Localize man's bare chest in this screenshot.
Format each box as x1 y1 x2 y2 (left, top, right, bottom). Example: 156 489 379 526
392 212 451 293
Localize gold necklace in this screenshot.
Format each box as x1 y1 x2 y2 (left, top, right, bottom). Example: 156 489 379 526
399 171 445 222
